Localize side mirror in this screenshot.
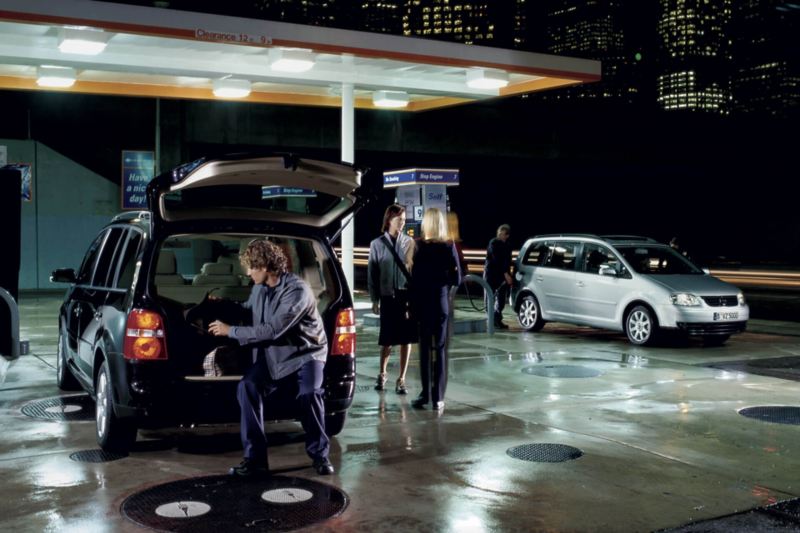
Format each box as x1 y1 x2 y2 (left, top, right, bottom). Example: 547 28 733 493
50 268 76 284
599 265 618 277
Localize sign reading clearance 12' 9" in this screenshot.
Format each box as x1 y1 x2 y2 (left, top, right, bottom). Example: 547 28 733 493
121 150 155 210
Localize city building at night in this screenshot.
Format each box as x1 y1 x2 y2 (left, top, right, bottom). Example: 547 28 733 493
656 0 732 114
537 0 644 104
730 0 799 117
402 0 512 47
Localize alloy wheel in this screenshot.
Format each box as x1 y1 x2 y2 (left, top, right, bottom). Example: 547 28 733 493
628 310 651 343
96 371 108 439
519 299 538 329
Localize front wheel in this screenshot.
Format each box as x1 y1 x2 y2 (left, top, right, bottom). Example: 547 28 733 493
625 305 658 346
56 331 81 391
517 295 545 332
96 361 137 453
325 411 347 437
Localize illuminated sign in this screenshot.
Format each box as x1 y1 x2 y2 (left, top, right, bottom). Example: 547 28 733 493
383 168 459 188
121 150 155 210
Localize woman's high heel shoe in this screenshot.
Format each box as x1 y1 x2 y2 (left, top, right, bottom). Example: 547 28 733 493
395 378 408 395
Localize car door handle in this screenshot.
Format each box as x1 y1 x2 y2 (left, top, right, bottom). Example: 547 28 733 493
576 281 585 288
535 276 544 282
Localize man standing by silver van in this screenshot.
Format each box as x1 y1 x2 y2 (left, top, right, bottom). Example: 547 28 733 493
484 224 513 329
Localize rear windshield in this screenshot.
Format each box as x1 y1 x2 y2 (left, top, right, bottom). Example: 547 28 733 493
152 233 339 311
162 185 347 218
617 245 703 275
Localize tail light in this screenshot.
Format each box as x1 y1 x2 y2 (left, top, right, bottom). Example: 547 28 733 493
123 309 168 360
331 308 356 356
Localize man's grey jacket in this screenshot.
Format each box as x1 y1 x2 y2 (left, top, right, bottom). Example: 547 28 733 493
228 273 327 380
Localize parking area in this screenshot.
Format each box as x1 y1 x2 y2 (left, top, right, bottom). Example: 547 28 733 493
2 292 800 532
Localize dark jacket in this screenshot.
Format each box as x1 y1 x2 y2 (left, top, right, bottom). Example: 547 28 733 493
484 237 512 287
228 273 327 380
411 240 462 315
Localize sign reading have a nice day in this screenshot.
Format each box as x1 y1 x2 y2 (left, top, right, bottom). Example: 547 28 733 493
121 150 155 210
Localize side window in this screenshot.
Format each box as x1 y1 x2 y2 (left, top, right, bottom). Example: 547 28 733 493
115 231 143 290
92 228 125 287
582 243 620 275
544 241 578 270
522 242 550 266
76 231 107 284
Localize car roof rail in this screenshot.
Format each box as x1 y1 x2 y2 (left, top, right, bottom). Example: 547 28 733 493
111 211 151 224
601 235 658 243
532 233 601 240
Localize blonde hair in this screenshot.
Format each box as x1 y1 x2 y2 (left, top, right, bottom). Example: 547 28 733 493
421 208 448 241
446 212 461 242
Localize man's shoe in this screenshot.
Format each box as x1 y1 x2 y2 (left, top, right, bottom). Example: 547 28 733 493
229 458 269 477
313 458 335 475
374 372 387 391
411 396 428 409
494 321 509 330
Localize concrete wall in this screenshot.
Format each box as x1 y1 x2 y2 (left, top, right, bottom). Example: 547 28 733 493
2 139 119 290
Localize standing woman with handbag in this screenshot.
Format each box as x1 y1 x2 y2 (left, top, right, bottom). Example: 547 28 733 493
367 204 416 394
411 208 462 411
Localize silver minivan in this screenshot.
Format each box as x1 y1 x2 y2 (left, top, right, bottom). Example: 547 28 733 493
511 235 749 345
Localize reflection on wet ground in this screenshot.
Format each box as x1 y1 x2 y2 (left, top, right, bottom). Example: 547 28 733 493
2 294 800 531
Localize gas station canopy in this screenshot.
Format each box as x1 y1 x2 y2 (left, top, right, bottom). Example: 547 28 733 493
0 0 600 111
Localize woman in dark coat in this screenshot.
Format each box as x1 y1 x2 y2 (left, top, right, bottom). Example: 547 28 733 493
411 208 462 411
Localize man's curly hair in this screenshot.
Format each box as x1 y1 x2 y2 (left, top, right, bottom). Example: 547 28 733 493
240 238 288 274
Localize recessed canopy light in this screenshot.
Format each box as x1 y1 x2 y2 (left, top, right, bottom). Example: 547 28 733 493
212 78 251 98
58 27 108 55
373 90 409 108
269 48 315 73
466 68 509 90
36 66 76 88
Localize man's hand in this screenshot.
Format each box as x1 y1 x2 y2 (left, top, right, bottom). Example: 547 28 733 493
372 302 380 314
504 273 513 286
208 320 231 336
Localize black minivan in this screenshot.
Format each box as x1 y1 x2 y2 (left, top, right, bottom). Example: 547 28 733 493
51 154 362 452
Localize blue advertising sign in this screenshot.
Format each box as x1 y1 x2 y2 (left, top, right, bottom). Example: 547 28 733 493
121 150 155 210
262 186 317 199
383 168 459 188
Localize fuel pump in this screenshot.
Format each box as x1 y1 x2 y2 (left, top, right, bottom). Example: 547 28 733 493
382 168 459 238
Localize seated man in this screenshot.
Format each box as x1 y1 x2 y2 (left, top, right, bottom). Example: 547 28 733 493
208 239 334 477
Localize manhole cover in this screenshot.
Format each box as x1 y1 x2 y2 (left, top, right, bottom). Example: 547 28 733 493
21 394 94 421
262 488 314 504
122 475 348 532
522 365 602 378
507 443 583 463
739 406 800 425
155 502 212 518
70 449 128 463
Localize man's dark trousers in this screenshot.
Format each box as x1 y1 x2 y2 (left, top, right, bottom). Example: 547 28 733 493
238 358 329 465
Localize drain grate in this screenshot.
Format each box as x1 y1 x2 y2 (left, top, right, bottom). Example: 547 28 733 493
122 475 348 532
21 394 94 421
522 365 602 378
507 443 583 463
355 385 372 393
70 449 128 463
739 406 800 425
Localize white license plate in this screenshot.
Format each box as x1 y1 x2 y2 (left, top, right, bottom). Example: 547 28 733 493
713 312 738 321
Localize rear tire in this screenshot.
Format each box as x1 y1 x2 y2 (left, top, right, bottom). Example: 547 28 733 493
517 295 545 332
625 305 658 346
325 411 347 437
96 361 137 453
56 330 81 391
